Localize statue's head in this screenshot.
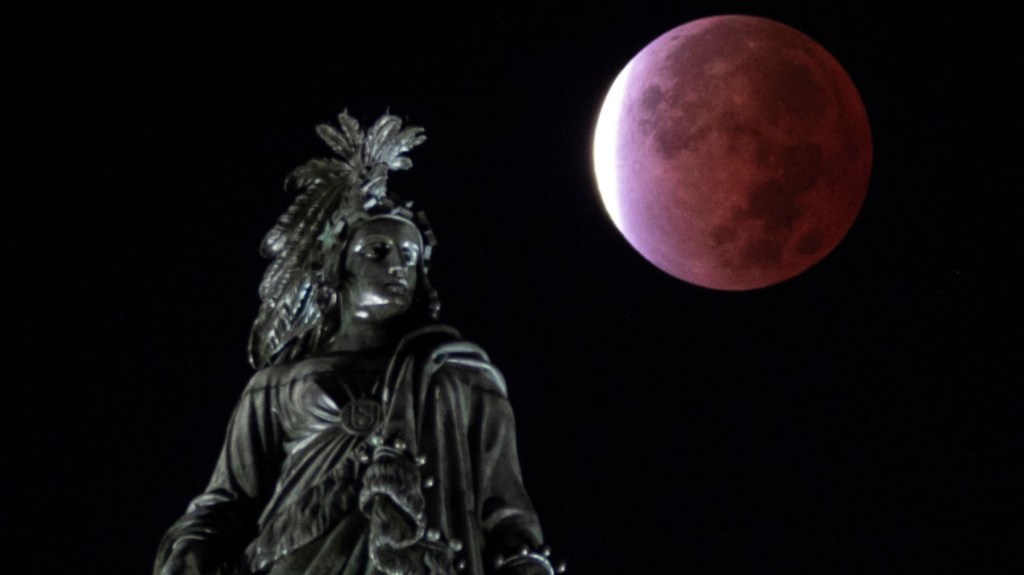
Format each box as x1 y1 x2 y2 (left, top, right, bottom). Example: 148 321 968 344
315 213 439 336
248 112 439 368
340 215 422 323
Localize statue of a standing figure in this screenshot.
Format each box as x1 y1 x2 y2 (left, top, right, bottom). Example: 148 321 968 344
154 112 563 575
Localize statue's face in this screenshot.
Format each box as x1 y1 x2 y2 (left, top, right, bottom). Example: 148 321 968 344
342 217 422 323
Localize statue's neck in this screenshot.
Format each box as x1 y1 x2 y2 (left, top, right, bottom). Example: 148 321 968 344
324 315 406 353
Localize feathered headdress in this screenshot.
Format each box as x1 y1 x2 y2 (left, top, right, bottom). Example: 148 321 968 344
247 111 433 369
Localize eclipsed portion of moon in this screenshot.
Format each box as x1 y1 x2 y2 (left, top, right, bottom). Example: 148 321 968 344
593 15 872 291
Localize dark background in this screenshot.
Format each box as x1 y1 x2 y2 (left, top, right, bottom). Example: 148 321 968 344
25 2 1019 573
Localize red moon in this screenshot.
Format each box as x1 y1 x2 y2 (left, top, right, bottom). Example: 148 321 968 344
593 15 872 290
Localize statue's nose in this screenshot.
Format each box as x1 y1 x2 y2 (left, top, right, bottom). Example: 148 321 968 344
389 266 408 278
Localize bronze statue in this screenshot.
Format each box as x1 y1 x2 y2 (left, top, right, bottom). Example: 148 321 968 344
154 112 563 575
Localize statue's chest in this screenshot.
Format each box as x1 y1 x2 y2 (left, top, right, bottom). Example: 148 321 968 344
279 371 383 441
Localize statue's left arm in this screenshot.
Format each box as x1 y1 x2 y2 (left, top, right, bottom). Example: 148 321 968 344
462 368 559 575
153 371 283 575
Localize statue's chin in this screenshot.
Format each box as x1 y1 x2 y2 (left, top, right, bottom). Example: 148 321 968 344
352 301 411 324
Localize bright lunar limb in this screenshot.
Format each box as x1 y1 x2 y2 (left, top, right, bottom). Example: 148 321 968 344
593 15 872 291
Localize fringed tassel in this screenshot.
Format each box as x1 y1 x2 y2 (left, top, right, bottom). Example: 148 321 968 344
246 472 356 572
359 447 430 574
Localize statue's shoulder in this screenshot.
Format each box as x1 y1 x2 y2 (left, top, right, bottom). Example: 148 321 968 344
431 344 508 398
406 324 508 398
244 355 339 394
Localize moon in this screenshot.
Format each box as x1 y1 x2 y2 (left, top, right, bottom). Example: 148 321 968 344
593 15 872 290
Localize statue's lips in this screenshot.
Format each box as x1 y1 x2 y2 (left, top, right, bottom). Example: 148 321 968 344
384 282 409 295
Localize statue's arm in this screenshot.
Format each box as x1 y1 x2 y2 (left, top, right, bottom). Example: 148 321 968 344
153 372 283 575
470 386 557 575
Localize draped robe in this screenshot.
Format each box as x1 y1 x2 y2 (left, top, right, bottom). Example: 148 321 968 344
154 325 545 575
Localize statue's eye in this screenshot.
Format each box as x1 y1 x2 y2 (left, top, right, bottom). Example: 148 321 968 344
360 242 389 259
400 246 419 265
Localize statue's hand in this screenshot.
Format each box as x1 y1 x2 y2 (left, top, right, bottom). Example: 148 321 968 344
499 563 554 575
495 547 563 575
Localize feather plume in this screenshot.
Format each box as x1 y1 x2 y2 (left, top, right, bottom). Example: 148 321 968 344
315 123 354 159
247 111 427 368
337 112 363 150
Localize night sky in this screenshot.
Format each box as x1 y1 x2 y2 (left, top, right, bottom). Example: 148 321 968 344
28 3 1018 573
